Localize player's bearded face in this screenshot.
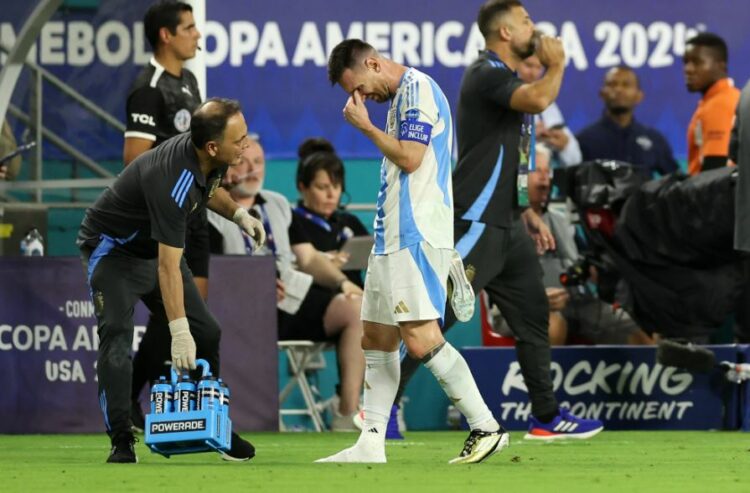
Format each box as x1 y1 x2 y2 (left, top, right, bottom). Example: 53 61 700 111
341 65 391 103
356 76 389 103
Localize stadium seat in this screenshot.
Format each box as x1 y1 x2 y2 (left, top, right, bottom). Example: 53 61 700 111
479 291 516 347
277 340 329 432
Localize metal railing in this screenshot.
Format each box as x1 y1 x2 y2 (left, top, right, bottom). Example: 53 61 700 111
0 43 120 203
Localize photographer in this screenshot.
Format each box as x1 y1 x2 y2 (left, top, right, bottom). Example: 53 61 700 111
493 145 653 345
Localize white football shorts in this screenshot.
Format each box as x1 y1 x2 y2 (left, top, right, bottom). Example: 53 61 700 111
361 241 451 326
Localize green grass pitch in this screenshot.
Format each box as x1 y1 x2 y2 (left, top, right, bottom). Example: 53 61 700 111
1 431 748 492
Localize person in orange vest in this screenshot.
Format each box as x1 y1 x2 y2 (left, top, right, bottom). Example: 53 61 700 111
684 32 740 175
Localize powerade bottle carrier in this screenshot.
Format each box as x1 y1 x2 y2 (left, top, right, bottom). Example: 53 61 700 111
144 359 232 458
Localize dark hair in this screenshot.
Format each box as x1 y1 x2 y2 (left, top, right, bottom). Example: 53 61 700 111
327 39 376 85
144 1 193 51
190 98 242 149
608 65 641 88
296 138 345 191
686 32 729 63
477 0 523 38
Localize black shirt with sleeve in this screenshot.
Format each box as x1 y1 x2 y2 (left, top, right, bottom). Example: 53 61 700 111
125 58 201 145
79 133 225 259
576 115 679 176
453 50 525 228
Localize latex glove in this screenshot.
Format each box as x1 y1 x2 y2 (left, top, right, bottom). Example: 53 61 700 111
233 207 266 252
169 317 196 370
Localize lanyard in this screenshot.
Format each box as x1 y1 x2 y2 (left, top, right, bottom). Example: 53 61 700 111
241 205 276 255
293 207 332 232
292 207 353 244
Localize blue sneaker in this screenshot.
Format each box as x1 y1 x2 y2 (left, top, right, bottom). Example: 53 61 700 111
524 407 603 441
386 405 404 440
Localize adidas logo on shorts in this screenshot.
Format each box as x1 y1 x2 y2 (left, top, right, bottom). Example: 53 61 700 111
393 300 410 314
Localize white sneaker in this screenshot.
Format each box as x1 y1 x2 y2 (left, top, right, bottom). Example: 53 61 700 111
448 250 475 322
315 432 386 463
448 428 509 464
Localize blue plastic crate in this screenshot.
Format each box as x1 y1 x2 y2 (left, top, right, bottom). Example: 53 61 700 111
144 359 232 458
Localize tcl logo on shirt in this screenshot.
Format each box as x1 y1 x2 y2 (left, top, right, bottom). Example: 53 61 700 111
131 113 156 126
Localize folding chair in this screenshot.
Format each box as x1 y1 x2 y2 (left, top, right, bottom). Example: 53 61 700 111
278 340 328 432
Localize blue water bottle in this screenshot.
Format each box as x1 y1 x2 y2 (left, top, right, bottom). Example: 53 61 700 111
197 376 221 411
150 376 173 414
218 378 230 416
174 375 196 412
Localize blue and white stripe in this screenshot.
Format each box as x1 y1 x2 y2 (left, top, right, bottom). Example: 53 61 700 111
170 169 195 208
374 68 454 255
461 146 504 222
99 390 111 432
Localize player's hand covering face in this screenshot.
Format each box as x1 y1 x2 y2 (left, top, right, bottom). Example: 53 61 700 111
343 89 373 132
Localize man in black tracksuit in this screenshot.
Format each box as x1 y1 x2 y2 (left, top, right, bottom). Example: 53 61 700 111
123 2 209 426
79 99 264 463
394 0 603 440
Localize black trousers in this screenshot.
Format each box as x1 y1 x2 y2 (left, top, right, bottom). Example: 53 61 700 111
82 245 220 438
395 216 558 419
131 211 210 404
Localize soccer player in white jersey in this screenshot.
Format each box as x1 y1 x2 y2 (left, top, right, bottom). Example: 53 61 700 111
317 39 508 464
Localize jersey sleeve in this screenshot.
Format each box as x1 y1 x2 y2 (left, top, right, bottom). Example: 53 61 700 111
288 209 311 245
397 77 438 146
477 63 524 109
144 168 194 248
125 86 164 141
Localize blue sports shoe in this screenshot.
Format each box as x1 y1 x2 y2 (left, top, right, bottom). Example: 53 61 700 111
524 407 603 441
386 405 404 440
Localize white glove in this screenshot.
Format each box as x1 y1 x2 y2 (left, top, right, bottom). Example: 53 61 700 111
169 317 196 370
233 207 266 252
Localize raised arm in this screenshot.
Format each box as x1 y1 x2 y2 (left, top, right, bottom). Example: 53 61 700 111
509 36 566 114
343 89 427 173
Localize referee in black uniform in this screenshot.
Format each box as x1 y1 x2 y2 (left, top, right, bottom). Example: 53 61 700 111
79 99 265 463
395 0 603 439
123 1 208 429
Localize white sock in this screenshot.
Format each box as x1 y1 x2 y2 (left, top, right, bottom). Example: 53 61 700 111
359 350 400 446
423 342 499 432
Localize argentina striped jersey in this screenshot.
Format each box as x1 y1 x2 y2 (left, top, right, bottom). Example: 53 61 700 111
373 68 454 255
